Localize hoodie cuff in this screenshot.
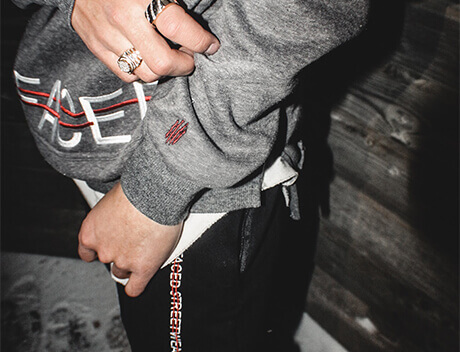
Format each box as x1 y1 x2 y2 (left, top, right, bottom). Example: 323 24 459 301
41 0 76 30
120 139 203 226
61 0 76 30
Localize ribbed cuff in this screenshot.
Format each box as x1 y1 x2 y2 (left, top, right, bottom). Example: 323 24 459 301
44 0 76 30
120 140 203 226
63 0 76 31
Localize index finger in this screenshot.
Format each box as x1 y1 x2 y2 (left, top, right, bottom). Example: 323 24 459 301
120 9 196 77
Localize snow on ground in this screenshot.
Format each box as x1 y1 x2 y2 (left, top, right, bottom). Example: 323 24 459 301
1 252 348 352
1 252 129 352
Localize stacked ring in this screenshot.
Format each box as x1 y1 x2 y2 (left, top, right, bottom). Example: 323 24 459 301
117 48 143 75
145 0 177 26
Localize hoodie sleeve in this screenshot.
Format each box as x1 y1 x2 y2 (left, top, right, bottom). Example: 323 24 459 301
120 0 370 225
12 0 75 27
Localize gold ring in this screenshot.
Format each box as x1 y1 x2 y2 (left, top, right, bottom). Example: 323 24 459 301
117 48 143 75
145 0 177 27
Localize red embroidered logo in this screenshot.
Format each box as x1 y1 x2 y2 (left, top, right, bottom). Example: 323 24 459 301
165 120 188 145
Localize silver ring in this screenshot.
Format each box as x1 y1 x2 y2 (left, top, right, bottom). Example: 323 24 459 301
110 262 130 286
117 48 143 75
145 0 177 26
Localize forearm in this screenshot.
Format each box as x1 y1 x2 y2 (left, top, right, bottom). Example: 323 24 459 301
121 0 370 225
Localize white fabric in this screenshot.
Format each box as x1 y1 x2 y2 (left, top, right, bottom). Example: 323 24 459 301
262 156 299 209
73 179 105 208
262 156 298 191
73 155 298 271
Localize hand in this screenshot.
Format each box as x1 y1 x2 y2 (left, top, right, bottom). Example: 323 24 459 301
71 0 220 83
78 183 182 297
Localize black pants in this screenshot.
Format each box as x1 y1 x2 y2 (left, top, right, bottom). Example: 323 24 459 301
116 187 314 352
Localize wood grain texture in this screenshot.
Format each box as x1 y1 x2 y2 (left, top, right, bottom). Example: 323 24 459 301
305 1 459 351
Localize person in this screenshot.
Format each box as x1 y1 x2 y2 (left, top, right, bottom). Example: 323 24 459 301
13 0 369 350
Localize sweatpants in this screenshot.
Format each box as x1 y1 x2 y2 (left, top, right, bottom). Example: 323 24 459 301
116 186 314 352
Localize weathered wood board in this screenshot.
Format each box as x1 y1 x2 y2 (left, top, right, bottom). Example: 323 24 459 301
305 1 459 351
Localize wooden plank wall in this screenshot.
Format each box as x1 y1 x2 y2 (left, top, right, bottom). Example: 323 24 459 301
1 1 458 351
305 1 459 351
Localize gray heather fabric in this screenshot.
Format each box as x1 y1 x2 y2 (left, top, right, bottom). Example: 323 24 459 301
12 0 75 28
13 0 369 225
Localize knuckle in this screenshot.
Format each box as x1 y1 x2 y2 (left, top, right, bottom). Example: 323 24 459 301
97 250 111 264
159 15 182 39
184 63 195 76
138 71 159 83
79 233 91 248
150 58 173 76
77 246 89 261
156 5 183 35
119 74 138 83
108 7 127 27
114 258 129 270
79 220 93 247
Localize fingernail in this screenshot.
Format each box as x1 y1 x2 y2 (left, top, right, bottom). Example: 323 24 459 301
205 42 220 56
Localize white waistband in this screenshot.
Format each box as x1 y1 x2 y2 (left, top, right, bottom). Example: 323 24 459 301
73 155 298 267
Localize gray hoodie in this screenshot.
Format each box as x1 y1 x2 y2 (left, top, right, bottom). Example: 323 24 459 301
13 0 369 225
